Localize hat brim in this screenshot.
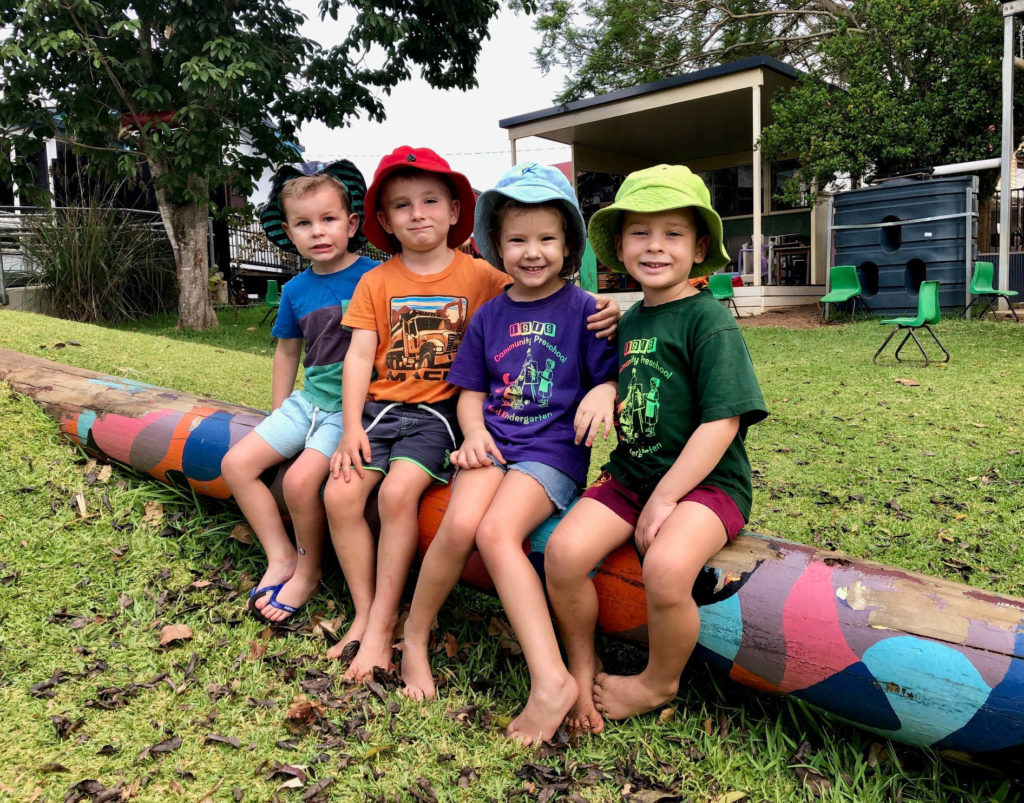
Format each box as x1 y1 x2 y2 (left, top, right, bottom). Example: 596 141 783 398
472 187 587 273
259 160 367 255
363 166 477 255
588 188 730 278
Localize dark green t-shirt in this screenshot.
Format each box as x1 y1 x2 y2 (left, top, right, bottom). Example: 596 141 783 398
605 290 768 520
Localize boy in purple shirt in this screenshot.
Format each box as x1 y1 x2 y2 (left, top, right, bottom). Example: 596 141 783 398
398 163 618 746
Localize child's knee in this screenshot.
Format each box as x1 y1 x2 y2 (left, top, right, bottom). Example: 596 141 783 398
282 469 320 507
439 509 482 551
376 478 420 520
642 555 697 608
220 448 244 486
544 528 586 580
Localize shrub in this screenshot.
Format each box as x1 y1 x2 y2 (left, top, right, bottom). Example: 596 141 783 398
22 201 176 323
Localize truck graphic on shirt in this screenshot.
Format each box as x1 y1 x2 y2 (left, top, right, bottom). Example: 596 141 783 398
384 296 467 371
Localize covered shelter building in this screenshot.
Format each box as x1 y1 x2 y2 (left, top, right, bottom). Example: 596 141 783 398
499 55 829 313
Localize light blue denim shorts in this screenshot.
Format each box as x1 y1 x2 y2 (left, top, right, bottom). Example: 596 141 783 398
254 390 343 459
488 457 579 512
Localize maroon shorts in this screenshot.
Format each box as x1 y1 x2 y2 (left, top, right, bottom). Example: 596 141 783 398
581 471 745 542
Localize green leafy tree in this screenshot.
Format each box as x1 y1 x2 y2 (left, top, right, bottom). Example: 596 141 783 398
532 0 856 103
533 0 1020 203
0 0 511 329
760 0 1022 203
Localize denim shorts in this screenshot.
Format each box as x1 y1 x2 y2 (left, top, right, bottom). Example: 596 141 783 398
254 390 343 459
361 399 460 483
488 457 579 512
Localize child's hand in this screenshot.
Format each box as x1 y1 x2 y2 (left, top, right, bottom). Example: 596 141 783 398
451 429 503 469
635 496 677 555
586 296 621 340
331 428 371 482
574 382 616 446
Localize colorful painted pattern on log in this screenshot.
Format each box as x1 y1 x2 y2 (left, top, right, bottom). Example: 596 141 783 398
2 348 1023 767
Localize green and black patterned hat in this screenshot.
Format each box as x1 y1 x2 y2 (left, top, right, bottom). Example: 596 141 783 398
259 160 367 254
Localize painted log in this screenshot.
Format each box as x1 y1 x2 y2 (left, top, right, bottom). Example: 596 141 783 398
3 347 1024 770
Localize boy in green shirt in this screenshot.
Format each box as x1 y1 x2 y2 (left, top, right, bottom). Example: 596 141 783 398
544 165 768 736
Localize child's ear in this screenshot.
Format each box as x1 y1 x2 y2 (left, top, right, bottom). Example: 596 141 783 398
346 212 359 238
614 233 624 262
377 210 394 235
693 235 710 264
448 198 461 226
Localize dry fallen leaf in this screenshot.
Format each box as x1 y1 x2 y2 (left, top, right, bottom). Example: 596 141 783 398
73 493 87 518
97 465 113 482
143 501 164 526
159 624 194 647
894 378 920 387
712 793 749 803
229 524 254 545
658 706 676 723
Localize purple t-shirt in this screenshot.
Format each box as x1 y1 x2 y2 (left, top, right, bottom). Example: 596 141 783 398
447 282 618 484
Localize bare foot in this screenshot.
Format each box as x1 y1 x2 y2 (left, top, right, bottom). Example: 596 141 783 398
256 573 321 623
566 655 604 734
326 615 368 661
593 671 679 720
343 626 396 683
399 639 436 701
507 672 578 747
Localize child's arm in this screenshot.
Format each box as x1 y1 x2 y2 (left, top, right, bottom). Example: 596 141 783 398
573 380 616 447
270 338 302 410
450 390 503 469
330 328 378 482
585 294 621 340
635 416 740 555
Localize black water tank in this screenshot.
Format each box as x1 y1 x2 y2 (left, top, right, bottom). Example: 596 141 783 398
832 176 977 314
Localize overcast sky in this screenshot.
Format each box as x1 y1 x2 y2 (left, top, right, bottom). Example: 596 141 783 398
287 0 573 190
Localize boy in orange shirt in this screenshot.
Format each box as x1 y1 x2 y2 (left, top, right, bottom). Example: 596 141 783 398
323 146 617 682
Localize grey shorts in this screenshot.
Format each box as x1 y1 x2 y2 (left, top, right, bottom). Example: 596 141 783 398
362 399 460 483
254 390 343 459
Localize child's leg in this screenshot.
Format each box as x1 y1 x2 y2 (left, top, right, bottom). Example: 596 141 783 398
593 501 726 720
255 448 331 622
401 465 505 701
220 431 295 608
544 499 634 734
323 468 383 659
344 459 435 682
474 472 570 746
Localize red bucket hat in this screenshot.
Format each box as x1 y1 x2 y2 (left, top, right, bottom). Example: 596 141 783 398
363 146 476 254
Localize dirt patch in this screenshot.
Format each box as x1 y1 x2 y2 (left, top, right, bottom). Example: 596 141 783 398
736 304 826 330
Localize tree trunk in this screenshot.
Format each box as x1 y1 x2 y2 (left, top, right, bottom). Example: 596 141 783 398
149 160 218 330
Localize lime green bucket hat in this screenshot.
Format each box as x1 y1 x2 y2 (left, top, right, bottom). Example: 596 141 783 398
587 164 730 277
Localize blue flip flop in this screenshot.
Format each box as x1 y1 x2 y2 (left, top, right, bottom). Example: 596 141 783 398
265 585 299 616
247 583 282 617
249 584 302 624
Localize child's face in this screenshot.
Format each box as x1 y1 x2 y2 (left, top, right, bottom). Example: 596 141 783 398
615 208 709 303
281 186 358 271
497 206 568 302
377 173 459 254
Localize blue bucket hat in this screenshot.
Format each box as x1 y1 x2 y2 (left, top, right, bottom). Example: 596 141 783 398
259 159 367 255
473 162 586 273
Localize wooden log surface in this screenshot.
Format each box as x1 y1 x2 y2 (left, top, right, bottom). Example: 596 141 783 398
3 347 1023 768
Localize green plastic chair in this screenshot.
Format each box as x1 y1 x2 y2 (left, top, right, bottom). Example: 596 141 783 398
873 280 949 365
259 279 280 328
708 273 739 317
963 261 1019 322
579 240 599 294
820 265 862 322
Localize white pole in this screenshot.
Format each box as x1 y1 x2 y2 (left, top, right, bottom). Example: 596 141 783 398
998 3 1020 308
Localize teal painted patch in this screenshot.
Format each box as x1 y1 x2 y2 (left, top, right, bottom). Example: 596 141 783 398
697 592 743 663
861 636 992 746
77 410 96 444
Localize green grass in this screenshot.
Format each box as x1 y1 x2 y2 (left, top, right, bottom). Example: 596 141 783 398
0 308 1022 801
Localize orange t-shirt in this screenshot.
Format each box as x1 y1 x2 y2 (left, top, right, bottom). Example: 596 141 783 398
342 250 509 404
